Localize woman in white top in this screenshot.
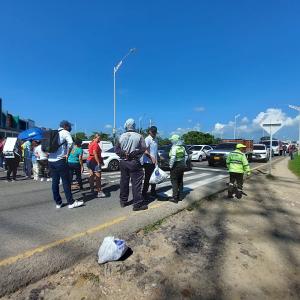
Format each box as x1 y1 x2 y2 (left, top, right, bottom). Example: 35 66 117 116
34 142 50 181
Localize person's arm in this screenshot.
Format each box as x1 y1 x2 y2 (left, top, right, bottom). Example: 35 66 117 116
64 131 74 158
93 145 101 165
79 149 84 172
243 154 251 175
169 146 176 169
226 153 231 170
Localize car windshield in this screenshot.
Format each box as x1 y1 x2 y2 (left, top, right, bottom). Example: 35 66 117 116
254 145 265 150
262 141 278 147
215 143 237 150
105 147 115 153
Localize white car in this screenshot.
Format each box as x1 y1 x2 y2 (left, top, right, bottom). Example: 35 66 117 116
81 140 113 161
188 145 213 161
252 144 269 162
101 148 120 171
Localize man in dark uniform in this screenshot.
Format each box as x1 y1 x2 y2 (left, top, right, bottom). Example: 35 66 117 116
115 118 147 211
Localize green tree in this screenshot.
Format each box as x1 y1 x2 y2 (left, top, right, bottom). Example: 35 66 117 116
157 137 171 146
72 132 87 141
182 131 216 145
89 131 111 141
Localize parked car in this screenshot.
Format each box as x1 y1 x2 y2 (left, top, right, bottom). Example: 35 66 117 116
260 140 282 156
208 143 237 167
188 145 213 161
252 144 269 162
101 147 120 171
157 145 192 171
81 140 113 161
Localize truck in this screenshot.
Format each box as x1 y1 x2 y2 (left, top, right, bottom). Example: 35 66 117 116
208 139 253 167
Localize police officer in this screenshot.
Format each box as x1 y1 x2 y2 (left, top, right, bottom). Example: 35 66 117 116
169 134 188 203
115 118 147 211
226 143 251 199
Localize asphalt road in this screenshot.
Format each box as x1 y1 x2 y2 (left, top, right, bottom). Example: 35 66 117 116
0 158 281 296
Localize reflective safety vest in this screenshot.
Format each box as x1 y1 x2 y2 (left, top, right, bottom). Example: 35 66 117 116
169 145 186 168
226 149 251 174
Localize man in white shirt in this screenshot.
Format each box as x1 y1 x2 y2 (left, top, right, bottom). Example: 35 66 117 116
48 120 84 209
142 126 158 199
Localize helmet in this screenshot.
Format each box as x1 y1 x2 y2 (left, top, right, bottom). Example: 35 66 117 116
170 134 180 142
236 143 246 149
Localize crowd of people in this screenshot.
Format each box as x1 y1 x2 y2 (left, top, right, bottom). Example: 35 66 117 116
0 119 299 211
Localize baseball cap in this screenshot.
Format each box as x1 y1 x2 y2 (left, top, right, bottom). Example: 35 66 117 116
236 143 246 149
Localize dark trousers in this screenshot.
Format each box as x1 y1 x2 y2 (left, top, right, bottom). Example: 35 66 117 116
38 160 49 178
48 159 73 205
170 162 185 199
6 158 20 180
228 172 244 196
24 158 32 177
142 163 156 196
68 162 83 188
120 160 144 207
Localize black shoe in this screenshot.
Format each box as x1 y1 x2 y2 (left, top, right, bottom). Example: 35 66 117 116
133 204 148 211
227 194 234 199
169 197 178 203
120 202 128 208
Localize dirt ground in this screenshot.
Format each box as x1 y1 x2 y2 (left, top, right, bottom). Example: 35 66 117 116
3 158 300 300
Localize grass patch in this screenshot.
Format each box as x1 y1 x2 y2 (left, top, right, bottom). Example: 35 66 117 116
288 153 300 178
142 218 166 234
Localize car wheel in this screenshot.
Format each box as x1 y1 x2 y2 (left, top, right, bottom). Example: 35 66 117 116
108 159 120 171
198 155 203 162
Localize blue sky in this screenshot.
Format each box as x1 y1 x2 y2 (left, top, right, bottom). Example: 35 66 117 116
0 0 300 140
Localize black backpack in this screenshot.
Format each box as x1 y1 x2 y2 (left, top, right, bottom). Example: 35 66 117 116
41 129 64 153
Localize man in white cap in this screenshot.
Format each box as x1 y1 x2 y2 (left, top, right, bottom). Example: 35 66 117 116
115 118 147 211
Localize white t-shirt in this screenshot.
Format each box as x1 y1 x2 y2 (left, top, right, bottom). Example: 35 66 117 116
48 128 73 162
34 145 48 160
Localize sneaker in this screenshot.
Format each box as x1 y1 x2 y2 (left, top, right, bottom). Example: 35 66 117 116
133 204 148 211
97 191 106 198
47 178 52 182
56 204 62 209
40 178 45 182
5 179 11 182
68 200 84 209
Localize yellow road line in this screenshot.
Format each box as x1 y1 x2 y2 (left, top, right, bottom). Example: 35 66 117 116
0 216 127 268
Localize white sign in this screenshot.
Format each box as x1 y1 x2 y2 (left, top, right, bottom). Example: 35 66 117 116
259 117 283 135
3 137 17 158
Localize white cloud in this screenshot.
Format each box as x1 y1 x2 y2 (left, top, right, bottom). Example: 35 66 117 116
241 117 249 124
194 106 205 112
104 124 112 129
213 108 299 137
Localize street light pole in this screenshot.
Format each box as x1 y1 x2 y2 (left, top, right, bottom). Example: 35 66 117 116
234 114 240 139
113 48 136 145
289 105 300 155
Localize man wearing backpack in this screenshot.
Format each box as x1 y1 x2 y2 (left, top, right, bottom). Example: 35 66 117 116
48 120 84 209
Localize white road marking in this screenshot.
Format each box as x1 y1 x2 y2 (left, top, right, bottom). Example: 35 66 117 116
193 166 227 173
158 174 227 197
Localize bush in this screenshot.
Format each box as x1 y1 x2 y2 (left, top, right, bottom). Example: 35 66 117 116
288 153 300 178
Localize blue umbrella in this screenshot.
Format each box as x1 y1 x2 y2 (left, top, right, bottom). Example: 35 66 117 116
18 127 44 141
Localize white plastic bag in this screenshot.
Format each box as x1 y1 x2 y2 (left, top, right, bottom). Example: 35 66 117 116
98 236 128 264
149 166 169 184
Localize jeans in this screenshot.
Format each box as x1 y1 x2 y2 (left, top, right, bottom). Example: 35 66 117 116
120 160 144 207
170 161 185 199
24 158 32 177
142 163 156 196
68 162 83 188
0 153 4 168
48 159 73 205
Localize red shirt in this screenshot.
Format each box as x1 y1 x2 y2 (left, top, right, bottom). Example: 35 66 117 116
88 141 102 163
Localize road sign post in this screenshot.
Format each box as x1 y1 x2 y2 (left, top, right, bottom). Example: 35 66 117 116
260 119 283 175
